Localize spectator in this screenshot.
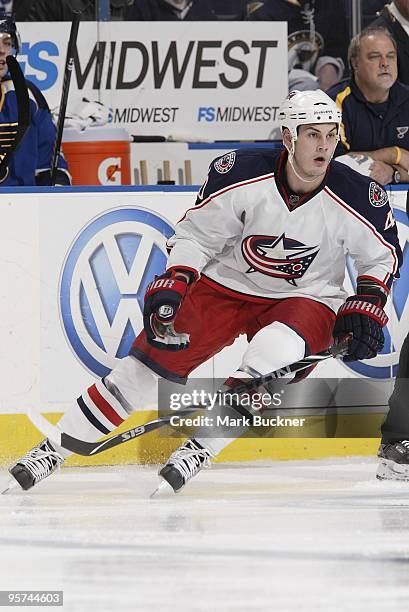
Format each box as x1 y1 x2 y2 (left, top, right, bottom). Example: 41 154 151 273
0 16 70 185
0 1 32 20
246 0 348 91
342 0 386 34
327 26 409 185
362 0 388 29
212 0 248 20
26 0 248 22
377 196 409 481
370 1 409 85
125 0 217 20
24 0 132 20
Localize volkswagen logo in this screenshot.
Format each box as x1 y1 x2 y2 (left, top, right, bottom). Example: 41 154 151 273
59 207 175 377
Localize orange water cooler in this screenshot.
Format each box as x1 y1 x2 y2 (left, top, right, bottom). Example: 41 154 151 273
62 127 131 186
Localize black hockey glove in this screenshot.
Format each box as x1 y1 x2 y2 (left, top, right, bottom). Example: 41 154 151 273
333 283 388 362
143 268 194 351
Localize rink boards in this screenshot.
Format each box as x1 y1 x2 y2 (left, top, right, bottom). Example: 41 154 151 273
0 186 407 466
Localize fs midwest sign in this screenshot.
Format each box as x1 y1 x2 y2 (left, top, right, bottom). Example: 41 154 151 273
18 22 288 139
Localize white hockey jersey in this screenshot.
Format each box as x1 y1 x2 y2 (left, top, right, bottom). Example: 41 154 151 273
167 149 402 313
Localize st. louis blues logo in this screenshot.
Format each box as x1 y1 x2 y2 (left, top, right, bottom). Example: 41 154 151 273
396 126 409 139
241 233 319 286
59 207 174 377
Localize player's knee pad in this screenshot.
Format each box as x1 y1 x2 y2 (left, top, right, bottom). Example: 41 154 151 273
241 321 305 376
104 355 158 413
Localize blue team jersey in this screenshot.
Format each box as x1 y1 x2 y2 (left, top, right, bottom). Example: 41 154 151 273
0 76 71 186
327 79 409 155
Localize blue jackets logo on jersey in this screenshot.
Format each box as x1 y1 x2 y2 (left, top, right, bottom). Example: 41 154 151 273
59 207 174 377
241 233 319 286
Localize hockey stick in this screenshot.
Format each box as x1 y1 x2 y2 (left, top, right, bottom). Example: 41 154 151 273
28 341 348 457
0 56 30 182
50 0 92 185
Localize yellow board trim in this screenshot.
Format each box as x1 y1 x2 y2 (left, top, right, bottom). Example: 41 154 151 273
0 412 380 468
335 85 351 152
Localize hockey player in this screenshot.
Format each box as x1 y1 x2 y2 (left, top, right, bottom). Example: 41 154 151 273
6 90 402 494
0 16 70 186
378 332 409 480
377 195 409 481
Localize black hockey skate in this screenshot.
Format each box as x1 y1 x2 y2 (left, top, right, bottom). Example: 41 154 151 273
5 439 65 492
377 440 409 481
153 439 213 495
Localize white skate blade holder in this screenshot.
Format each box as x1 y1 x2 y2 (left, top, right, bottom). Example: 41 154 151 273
1 479 20 495
150 479 175 499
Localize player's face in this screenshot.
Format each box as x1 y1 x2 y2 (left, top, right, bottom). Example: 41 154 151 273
353 34 397 92
0 33 13 79
292 124 338 177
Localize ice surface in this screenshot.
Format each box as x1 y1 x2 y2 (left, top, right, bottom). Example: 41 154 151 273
2 458 409 612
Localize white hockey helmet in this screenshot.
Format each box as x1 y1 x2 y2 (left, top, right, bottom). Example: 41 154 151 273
278 89 342 144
